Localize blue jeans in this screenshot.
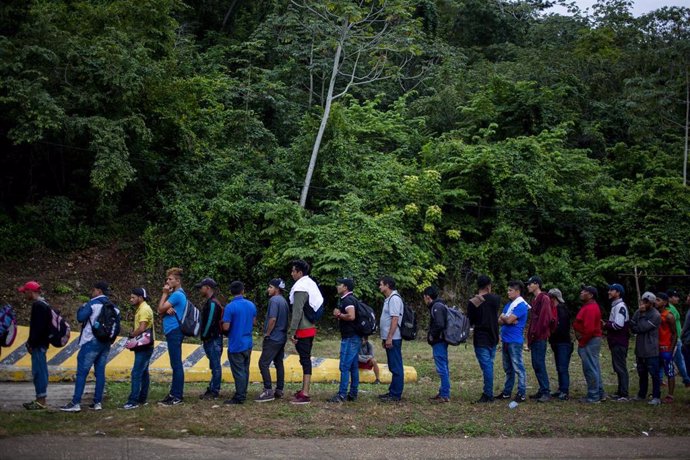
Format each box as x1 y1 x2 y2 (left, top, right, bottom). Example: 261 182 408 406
338 336 360 398
502 342 527 396
228 349 251 402
474 345 496 397
31 347 48 399
385 339 404 399
637 356 661 399
551 341 573 394
673 341 689 384
72 339 111 404
530 340 550 395
432 342 450 398
166 328 185 399
578 337 604 401
127 347 153 404
203 336 223 394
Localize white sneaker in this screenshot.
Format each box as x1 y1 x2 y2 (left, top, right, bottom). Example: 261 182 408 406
648 398 661 406
89 402 102 411
60 402 81 412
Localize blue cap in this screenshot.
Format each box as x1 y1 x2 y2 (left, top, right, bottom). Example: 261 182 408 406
608 283 625 296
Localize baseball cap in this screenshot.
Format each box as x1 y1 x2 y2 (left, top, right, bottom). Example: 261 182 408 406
641 291 656 303
548 288 565 304
93 281 110 294
607 283 625 296
336 278 355 291
269 278 285 290
194 278 218 289
656 292 669 301
18 281 41 293
526 275 543 287
131 287 149 300
580 285 598 298
666 289 680 299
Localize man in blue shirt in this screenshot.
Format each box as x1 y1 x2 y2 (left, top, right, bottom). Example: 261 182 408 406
157 267 187 406
495 280 529 403
223 281 257 405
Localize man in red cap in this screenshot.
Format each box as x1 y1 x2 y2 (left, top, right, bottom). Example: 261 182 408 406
19 281 51 410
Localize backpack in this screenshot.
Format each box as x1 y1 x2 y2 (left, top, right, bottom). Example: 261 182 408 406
353 297 377 336
393 294 417 341
303 302 325 323
444 306 471 346
45 302 71 348
0 305 18 348
176 300 201 337
91 301 121 343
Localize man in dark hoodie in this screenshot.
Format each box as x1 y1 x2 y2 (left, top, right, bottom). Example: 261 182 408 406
603 283 630 402
526 275 553 402
424 286 449 403
20 281 52 411
467 275 501 403
630 291 662 406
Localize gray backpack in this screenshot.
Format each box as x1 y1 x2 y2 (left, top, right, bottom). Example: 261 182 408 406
444 306 470 345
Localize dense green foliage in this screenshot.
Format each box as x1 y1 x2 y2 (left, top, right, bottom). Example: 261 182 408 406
1 0 689 306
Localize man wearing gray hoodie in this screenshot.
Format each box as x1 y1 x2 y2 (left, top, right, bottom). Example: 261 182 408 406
630 292 662 406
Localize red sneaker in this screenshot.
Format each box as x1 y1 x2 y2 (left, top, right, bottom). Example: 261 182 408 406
291 393 311 405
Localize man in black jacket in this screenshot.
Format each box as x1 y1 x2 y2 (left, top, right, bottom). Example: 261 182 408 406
195 278 223 400
467 275 501 403
20 281 52 410
424 286 450 403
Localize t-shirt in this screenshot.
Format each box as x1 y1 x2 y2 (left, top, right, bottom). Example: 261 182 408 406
162 289 187 335
264 295 289 343
668 304 682 338
134 301 155 341
467 293 501 348
223 295 257 353
500 300 529 344
338 293 359 338
380 291 403 341
358 341 374 363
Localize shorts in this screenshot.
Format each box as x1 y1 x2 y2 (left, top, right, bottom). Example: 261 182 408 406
358 360 374 370
660 351 676 378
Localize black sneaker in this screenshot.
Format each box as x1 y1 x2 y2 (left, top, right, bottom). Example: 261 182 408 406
346 394 357 402
327 394 346 403
494 392 511 400
536 394 551 403
528 392 542 400
514 394 526 403
158 394 174 405
224 398 243 405
160 397 183 406
274 389 284 399
378 393 391 399
379 395 401 402
474 393 494 403
199 390 219 400
558 393 570 401
551 391 562 398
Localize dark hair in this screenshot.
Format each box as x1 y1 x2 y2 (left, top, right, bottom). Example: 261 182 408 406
422 285 439 300
378 276 396 290
229 281 245 296
508 280 525 295
477 275 492 290
290 259 310 276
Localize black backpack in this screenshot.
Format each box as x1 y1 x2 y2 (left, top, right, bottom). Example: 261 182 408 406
394 294 417 341
91 301 121 344
353 296 377 336
176 300 201 337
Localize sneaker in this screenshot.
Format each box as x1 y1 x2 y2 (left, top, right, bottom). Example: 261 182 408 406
346 394 357 402
630 395 646 402
60 402 81 412
255 390 275 403
224 398 243 405
474 393 494 403
429 394 443 401
578 397 600 404
123 402 139 410
550 391 563 398
291 393 311 405
557 393 570 401
88 403 102 411
22 400 47 411
158 394 174 405
536 394 551 403
160 397 183 406
274 389 284 399
379 395 401 402
662 395 674 404
613 396 629 402
494 392 512 400
199 390 219 400
328 394 346 403
378 392 391 399
432 397 450 404
513 394 526 403
648 398 661 406
610 393 622 399
374 379 381 384
528 392 542 400
294 390 303 397
599 394 608 402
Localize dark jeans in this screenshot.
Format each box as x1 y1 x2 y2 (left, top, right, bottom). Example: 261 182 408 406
72 339 110 404
550 341 573 394
530 340 550 395
259 338 285 391
166 328 185 399
385 339 404 399
203 336 223 394
683 344 690 376
127 346 153 404
30 347 48 399
474 345 496 397
228 349 251 402
610 345 629 397
636 356 660 399
295 337 313 375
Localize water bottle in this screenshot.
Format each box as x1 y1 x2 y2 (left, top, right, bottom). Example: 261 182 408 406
508 401 519 409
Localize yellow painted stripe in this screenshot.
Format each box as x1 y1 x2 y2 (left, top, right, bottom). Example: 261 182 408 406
0 327 417 383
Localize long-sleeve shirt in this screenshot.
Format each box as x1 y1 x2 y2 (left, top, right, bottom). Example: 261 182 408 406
427 299 447 345
28 299 52 349
681 310 690 346
603 298 630 348
630 307 661 358
573 300 602 347
527 292 553 345
289 291 315 339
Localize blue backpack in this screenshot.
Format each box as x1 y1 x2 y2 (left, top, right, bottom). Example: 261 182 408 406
0 305 18 348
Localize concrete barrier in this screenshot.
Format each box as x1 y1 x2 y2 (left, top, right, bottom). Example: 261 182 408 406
0 327 417 384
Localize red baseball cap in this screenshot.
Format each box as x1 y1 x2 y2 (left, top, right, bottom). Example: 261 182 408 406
18 281 41 293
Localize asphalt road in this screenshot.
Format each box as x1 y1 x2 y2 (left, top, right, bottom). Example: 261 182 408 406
1 436 689 459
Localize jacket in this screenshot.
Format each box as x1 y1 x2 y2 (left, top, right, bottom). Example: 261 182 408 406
289 291 316 339
548 302 572 344
200 297 223 341
527 291 553 345
28 299 52 349
573 300 602 347
630 307 661 358
604 298 630 348
427 298 447 345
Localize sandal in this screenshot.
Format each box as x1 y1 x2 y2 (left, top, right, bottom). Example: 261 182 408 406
22 400 47 410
